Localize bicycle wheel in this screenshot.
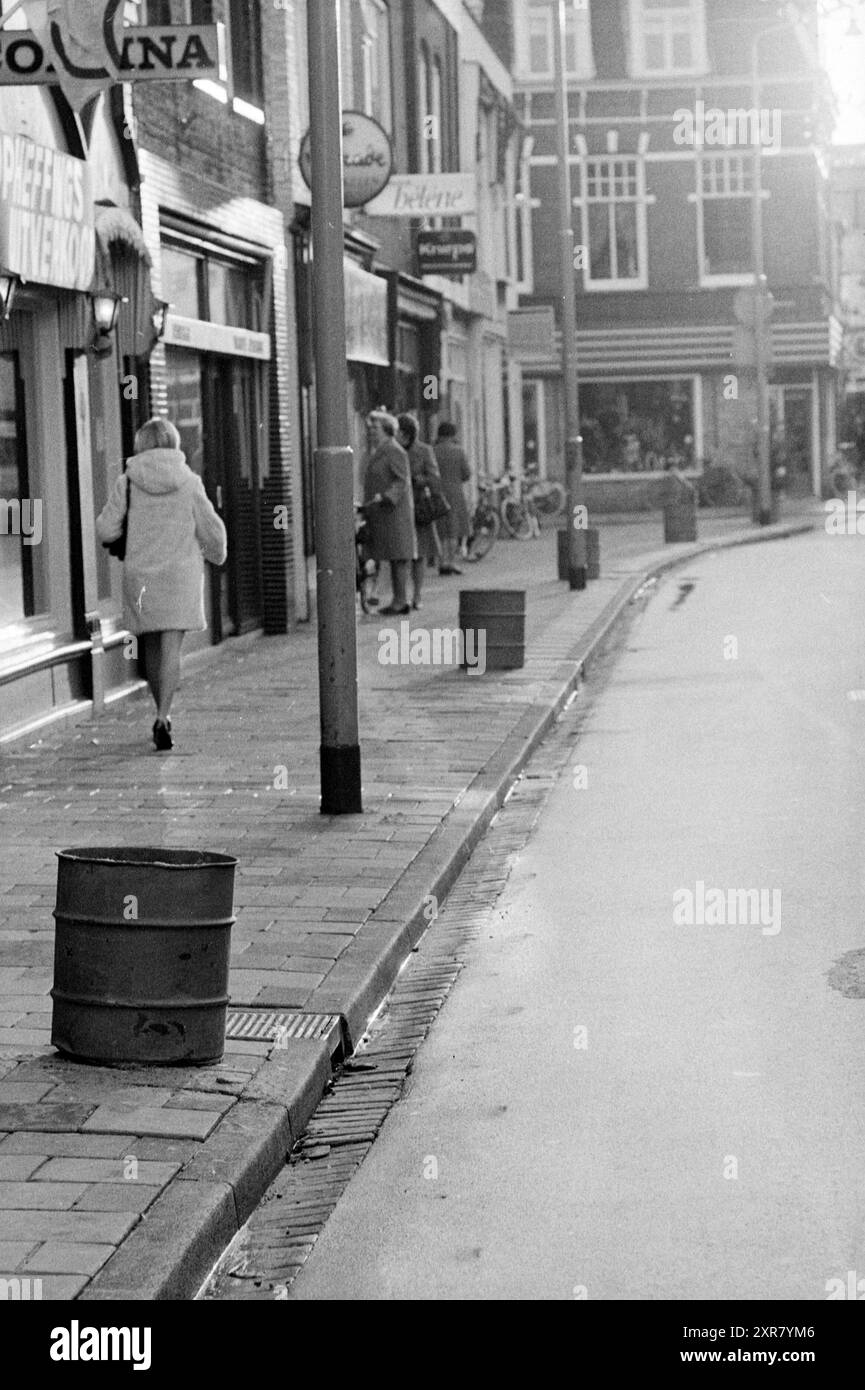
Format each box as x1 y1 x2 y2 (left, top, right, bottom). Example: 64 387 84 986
532 482 566 518
467 506 499 561
501 497 533 540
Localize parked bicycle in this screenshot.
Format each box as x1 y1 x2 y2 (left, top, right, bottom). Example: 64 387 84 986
524 473 567 523
466 479 501 561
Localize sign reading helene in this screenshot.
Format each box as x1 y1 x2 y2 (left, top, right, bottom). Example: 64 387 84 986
416 229 477 277
0 135 94 291
298 112 393 209
364 172 476 219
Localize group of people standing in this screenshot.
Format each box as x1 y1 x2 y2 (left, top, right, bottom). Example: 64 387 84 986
362 411 472 615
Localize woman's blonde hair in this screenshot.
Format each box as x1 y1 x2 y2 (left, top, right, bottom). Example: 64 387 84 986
134 416 181 453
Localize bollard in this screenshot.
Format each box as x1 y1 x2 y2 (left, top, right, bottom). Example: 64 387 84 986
559 527 600 580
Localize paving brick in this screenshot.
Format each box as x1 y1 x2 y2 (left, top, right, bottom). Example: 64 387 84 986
31 1158 180 1185
23 1242 114 1276
164 1091 235 1114
0 1082 56 1103
0 1209 138 1244
0 1241 39 1269
82 1105 221 1140
73 1184 162 1214
0 1104 95 1132
14 1273 90 1299
0 1182 88 1209
0 1132 131 1158
0 1155 48 1180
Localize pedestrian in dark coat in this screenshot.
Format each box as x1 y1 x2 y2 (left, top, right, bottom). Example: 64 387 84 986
433 421 471 574
363 411 417 614
95 415 227 752
398 413 441 610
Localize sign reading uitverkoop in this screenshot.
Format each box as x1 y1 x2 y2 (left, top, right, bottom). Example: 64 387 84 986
364 173 476 219
0 135 94 291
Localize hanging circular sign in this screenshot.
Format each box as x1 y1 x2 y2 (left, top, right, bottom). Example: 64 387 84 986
298 110 394 209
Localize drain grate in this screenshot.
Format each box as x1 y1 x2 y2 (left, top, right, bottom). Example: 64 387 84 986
226 1009 344 1059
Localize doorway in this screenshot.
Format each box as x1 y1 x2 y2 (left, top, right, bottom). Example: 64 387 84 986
201 356 264 641
770 385 815 498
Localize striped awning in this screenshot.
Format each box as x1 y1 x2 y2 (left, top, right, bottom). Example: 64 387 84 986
514 319 842 373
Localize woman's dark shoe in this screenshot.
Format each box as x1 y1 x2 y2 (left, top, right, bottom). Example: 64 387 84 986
439 565 463 576
153 719 173 751
412 599 422 611
379 604 411 616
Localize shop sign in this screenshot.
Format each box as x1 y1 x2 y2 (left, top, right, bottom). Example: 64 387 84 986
365 172 476 219
0 2 218 111
0 134 94 291
416 229 477 277
344 260 389 366
163 314 272 361
298 112 393 210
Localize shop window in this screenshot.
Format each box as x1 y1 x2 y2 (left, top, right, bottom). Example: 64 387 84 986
579 157 647 290
0 354 40 629
164 348 205 477
207 261 251 328
161 245 203 319
697 153 754 283
579 378 696 474
628 0 708 78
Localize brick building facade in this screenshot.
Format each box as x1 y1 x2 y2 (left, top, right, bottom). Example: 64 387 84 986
511 0 839 510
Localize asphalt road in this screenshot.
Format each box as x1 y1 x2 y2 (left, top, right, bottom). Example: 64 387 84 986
290 530 865 1301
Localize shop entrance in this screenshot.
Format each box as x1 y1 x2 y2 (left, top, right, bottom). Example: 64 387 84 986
165 346 263 644
770 385 815 497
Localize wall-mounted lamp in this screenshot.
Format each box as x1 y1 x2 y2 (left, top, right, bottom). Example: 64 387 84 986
152 299 171 340
90 289 126 357
0 270 20 320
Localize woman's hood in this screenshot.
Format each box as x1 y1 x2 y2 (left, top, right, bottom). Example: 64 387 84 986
126 448 194 496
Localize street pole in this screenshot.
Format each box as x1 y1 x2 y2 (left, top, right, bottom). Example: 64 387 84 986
308 0 362 814
552 0 587 589
751 34 773 526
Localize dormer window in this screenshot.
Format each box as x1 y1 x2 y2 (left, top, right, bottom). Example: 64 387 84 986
628 0 708 78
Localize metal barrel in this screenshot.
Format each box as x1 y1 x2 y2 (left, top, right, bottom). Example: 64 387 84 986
458 589 526 671
51 847 237 1067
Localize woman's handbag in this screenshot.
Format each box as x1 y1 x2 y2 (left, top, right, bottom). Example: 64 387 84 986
103 474 130 561
413 481 451 529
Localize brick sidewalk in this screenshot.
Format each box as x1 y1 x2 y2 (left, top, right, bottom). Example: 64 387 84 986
0 511 820 1298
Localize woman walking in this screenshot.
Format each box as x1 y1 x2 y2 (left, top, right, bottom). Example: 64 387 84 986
433 421 472 575
96 416 227 751
362 410 416 615
397 413 441 611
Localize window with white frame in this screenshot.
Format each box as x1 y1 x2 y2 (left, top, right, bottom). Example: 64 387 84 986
578 156 647 289
144 1 263 121
628 0 707 78
519 0 595 81
696 153 754 282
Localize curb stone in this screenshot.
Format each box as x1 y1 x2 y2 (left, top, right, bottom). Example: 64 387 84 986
80 516 817 1300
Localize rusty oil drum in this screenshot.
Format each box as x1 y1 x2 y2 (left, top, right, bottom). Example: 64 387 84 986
51 847 237 1066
